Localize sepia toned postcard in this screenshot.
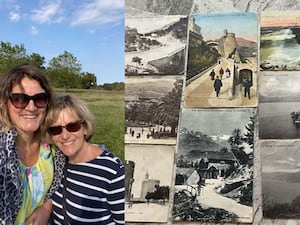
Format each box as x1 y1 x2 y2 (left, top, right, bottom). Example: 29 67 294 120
125 15 188 76
260 11 300 71
172 108 255 223
261 140 300 219
125 75 183 145
184 12 258 108
258 71 300 139
125 144 175 223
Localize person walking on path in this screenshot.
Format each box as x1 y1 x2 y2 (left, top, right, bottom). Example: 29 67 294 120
219 67 224 79
209 69 215 80
213 76 223 97
225 68 230 78
243 79 252 99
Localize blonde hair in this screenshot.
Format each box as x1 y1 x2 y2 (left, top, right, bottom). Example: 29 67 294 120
43 94 96 142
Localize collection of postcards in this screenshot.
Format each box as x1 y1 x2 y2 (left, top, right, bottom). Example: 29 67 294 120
124 10 300 224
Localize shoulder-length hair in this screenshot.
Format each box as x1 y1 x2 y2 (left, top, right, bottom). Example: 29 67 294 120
0 64 53 132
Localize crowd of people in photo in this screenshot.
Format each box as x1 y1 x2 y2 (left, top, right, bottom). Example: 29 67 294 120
126 125 173 140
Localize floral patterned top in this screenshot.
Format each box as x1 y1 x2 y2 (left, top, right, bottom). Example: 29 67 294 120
0 129 66 225
14 141 54 225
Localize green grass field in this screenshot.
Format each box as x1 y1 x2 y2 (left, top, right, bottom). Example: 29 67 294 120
55 89 125 161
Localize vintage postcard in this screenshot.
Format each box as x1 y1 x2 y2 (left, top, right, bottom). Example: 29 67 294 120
261 140 300 219
125 15 188 76
258 71 300 139
184 12 258 108
172 108 255 223
125 75 183 145
125 144 175 223
260 11 300 71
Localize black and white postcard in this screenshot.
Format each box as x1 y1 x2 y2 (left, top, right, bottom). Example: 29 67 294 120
125 0 292 16
125 144 175 223
184 12 258 108
125 75 183 145
261 140 300 219
258 71 300 139
125 15 188 76
172 108 255 223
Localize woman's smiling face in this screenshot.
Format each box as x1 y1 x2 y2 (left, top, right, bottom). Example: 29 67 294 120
49 108 87 163
8 76 47 133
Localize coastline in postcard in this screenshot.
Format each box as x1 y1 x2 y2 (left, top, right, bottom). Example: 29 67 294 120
260 140 300 219
260 11 300 71
125 75 183 145
125 15 188 76
258 71 300 139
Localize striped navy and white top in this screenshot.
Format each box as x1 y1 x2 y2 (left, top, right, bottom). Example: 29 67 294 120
52 146 125 225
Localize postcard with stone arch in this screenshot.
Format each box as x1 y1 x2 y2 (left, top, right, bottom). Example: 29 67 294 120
125 15 188 76
125 75 183 145
184 12 258 108
258 71 300 139
260 10 300 71
260 140 300 220
173 107 255 223
125 144 175 223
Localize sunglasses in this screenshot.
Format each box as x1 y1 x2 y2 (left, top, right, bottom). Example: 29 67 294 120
9 93 49 109
48 120 84 136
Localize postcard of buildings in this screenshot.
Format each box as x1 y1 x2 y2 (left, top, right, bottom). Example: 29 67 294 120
125 15 188 76
258 71 300 139
172 107 255 223
261 140 300 219
125 75 183 145
260 11 300 71
125 144 175 223
184 12 258 108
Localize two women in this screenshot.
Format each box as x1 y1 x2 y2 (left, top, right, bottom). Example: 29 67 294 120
0 64 124 224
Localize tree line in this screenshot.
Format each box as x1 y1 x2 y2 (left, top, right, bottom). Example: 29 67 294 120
0 41 124 90
125 80 182 136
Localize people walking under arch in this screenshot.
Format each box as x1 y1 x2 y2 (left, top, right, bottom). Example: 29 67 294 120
243 79 252 99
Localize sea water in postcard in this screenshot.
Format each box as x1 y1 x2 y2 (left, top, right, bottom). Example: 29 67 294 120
172 107 255 223
260 11 300 71
258 71 300 139
261 140 300 219
184 12 258 108
125 75 183 145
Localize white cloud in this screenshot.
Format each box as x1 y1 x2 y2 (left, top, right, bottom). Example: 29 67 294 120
30 26 39 35
31 1 63 24
70 0 124 26
9 11 21 21
8 3 21 22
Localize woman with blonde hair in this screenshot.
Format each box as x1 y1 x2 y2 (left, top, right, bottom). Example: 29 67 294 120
44 94 125 224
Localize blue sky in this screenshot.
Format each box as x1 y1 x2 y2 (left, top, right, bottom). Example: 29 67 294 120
0 0 124 85
193 12 258 42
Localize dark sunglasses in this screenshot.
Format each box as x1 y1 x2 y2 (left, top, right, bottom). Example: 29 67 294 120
9 93 49 109
48 120 84 136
